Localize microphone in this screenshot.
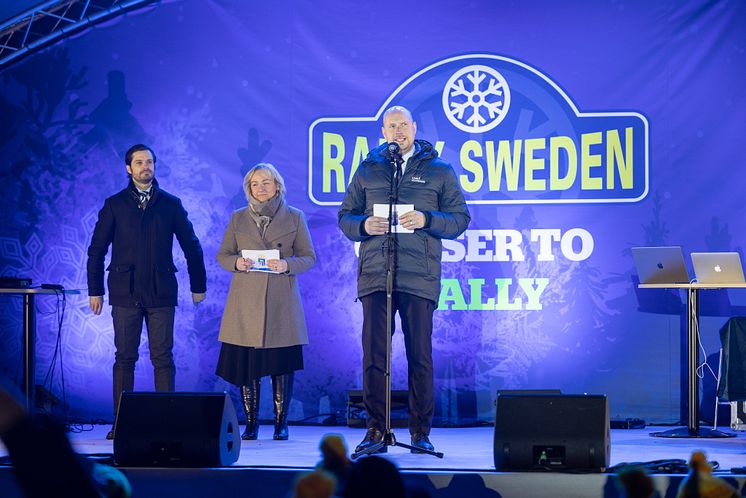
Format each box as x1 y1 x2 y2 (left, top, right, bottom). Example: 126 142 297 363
388 142 403 183
387 141 401 157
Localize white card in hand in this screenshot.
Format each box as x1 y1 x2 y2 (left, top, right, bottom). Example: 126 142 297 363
373 204 415 233
241 249 280 272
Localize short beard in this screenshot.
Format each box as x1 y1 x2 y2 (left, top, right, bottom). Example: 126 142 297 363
132 175 153 188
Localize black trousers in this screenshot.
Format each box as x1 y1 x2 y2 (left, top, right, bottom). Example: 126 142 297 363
361 291 435 435
111 306 175 416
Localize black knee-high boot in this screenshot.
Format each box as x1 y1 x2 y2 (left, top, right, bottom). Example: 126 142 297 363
271 373 293 440
241 380 260 440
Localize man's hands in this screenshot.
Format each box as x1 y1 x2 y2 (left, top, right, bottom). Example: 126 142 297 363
91 294 206 310
89 296 103 315
398 210 426 230
365 210 425 235
364 216 389 235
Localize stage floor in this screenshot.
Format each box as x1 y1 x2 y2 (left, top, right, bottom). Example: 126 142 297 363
43 424 746 471
2 424 745 497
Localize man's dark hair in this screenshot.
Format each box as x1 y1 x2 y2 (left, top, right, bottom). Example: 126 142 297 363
124 144 157 166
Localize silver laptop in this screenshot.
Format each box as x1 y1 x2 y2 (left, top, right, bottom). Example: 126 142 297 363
691 252 746 284
631 246 690 284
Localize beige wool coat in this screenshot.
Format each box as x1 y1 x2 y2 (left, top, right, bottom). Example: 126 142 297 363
216 202 316 348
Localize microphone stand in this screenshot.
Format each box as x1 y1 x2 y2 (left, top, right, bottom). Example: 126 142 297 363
352 146 444 459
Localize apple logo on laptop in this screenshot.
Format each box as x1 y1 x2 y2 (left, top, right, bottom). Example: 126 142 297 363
657 263 664 269
714 265 722 273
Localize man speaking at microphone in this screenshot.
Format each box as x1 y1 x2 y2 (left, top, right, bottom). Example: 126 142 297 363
338 106 470 454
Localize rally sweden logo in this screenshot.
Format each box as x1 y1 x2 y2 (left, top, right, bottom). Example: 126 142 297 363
308 53 648 206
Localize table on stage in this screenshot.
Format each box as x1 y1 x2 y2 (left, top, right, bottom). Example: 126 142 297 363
0 287 80 412
639 282 746 438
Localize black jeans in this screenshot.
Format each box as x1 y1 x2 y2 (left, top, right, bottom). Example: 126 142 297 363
111 306 176 416
361 291 435 435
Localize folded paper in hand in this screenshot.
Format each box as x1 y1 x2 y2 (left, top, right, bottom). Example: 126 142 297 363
241 249 280 273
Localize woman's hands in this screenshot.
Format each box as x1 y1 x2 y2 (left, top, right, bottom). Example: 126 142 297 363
236 257 287 273
236 257 254 272
267 259 288 273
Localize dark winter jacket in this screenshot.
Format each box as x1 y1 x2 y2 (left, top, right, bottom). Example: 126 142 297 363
87 178 206 307
338 140 470 303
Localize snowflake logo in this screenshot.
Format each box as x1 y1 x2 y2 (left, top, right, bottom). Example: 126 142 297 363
442 65 511 133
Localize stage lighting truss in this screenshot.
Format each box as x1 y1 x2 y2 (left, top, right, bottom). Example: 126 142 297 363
0 0 159 69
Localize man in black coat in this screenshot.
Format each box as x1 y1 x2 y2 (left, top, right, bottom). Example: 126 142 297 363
338 106 470 454
87 144 207 439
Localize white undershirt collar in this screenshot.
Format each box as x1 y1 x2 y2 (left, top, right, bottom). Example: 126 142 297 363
401 144 416 174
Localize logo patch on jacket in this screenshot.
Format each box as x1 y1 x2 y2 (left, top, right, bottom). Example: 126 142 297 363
411 176 426 184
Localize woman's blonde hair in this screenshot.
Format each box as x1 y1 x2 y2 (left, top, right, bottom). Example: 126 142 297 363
243 163 286 201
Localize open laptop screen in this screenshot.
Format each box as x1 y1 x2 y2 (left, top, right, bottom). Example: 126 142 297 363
691 252 746 284
631 246 690 284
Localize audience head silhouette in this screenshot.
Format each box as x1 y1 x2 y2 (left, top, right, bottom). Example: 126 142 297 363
344 455 406 498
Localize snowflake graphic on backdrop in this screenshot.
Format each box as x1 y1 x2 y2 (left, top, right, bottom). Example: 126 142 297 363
442 64 511 133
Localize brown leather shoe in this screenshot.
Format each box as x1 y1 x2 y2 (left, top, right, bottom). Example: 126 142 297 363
355 427 386 453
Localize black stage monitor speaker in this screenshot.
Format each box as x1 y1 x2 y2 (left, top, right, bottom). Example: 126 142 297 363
493 393 610 472
113 392 240 467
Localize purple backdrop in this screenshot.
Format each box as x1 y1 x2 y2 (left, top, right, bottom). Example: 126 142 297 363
1 0 745 424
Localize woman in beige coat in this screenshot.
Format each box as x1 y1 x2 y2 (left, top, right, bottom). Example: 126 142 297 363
215 163 316 440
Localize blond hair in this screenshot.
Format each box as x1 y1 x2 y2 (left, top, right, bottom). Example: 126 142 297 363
243 163 286 201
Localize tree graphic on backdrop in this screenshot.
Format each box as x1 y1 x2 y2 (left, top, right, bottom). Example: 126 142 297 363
295 211 363 422
434 259 486 424
641 192 669 248
145 95 226 393
591 191 688 420
230 128 273 211
476 206 614 390
0 48 229 419
0 48 96 401
476 207 557 388
0 48 88 233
